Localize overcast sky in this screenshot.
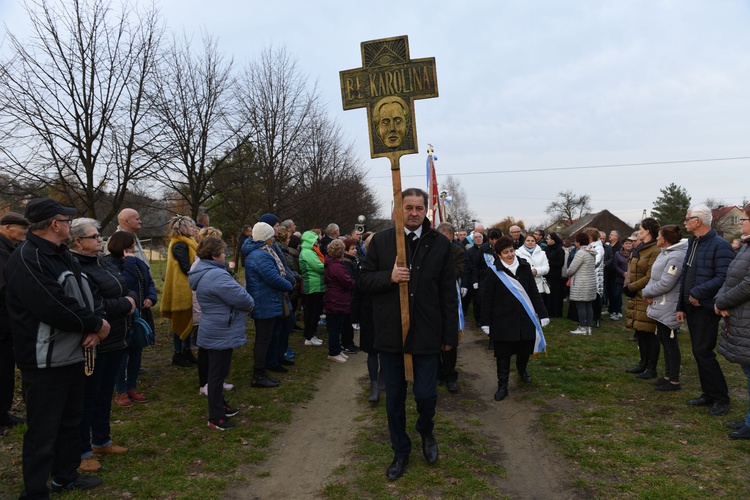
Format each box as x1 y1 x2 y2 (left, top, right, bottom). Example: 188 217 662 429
2 0 749 229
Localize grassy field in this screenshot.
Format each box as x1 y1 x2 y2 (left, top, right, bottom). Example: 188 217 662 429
2 270 750 499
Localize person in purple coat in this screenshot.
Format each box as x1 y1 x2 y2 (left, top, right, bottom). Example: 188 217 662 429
324 239 356 363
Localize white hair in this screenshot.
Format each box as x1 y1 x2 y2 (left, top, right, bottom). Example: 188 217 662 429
689 204 712 226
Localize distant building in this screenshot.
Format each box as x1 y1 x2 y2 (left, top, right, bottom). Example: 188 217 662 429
546 209 634 241
712 206 744 240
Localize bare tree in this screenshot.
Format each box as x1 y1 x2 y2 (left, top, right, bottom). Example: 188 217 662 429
545 190 592 223
149 33 238 218
0 0 163 227
236 46 316 213
441 175 476 230
703 197 726 210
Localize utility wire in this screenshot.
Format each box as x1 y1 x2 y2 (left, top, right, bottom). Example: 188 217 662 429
372 155 750 179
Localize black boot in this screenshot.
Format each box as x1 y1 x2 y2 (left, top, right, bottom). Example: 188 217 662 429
182 348 198 365
626 333 647 374
368 381 380 402
494 357 510 401
172 351 192 367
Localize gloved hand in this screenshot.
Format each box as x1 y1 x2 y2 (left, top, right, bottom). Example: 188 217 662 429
541 318 550 327
460 287 467 297
473 283 479 290
481 326 490 335
352 324 360 330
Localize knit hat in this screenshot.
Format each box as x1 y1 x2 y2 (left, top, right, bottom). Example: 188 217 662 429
259 213 280 226
252 222 275 242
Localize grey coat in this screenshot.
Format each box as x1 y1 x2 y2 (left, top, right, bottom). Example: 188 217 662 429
717 241 750 365
643 240 687 330
565 246 597 302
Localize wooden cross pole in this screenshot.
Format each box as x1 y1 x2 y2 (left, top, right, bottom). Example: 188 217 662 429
340 35 438 381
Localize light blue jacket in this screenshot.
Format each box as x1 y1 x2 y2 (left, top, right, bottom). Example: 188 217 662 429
189 259 254 350
643 240 687 330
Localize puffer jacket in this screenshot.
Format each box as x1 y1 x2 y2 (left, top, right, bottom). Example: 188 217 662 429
678 229 734 312
244 238 294 319
299 231 325 294
75 252 137 353
591 240 605 297
643 239 687 330
189 258 254 350
565 245 597 302
323 258 355 314
516 244 550 293
626 240 659 332
717 241 750 365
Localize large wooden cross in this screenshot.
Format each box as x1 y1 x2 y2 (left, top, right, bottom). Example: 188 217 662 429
340 35 438 381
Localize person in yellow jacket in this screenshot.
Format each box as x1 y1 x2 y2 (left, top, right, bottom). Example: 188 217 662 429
161 216 198 367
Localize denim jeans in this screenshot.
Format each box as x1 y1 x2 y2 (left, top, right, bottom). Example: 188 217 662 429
81 349 126 457
609 282 624 315
115 342 143 393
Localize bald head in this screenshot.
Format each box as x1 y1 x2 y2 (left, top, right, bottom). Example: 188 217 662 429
118 208 142 233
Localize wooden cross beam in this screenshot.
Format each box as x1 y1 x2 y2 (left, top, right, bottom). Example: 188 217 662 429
340 35 438 381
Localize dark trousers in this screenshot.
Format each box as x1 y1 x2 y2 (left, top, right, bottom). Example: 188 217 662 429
254 317 280 372
20 363 85 499
494 340 534 374
340 316 354 349
326 313 345 356
264 317 284 369
115 342 143 394
198 347 209 387
206 348 233 421
635 330 660 371
472 287 482 325
438 346 458 383
380 352 438 458
656 321 681 382
303 292 325 340
81 349 125 456
0 335 16 416
609 282 624 315
686 306 729 403
279 311 295 356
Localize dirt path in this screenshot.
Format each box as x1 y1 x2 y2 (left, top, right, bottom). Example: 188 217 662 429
227 327 580 499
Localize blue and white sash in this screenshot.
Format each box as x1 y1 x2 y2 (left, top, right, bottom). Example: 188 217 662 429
456 280 465 332
484 253 547 355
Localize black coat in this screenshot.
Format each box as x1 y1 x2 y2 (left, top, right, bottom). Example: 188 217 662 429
75 253 137 353
481 257 548 343
0 234 17 337
359 219 458 355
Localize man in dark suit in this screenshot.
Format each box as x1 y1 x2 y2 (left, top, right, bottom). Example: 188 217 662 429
359 188 458 480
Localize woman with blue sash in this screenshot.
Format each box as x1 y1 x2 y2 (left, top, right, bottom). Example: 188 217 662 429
481 236 549 401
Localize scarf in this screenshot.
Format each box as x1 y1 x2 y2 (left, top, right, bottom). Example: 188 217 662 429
262 244 286 278
500 255 520 275
313 244 325 264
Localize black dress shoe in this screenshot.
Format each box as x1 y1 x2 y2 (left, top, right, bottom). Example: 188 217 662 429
729 425 750 439
724 420 745 430
279 358 295 366
267 364 289 373
421 433 439 464
386 455 409 480
625 365 646 374
687 396 714 406
636 369 657 380
519 371 532 383
446 380 459 393
251 376 280 388
494 386 508 401
710 401 731 416
655 382 681 392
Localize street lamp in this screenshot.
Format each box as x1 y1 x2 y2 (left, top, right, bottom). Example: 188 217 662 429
355 215 366 233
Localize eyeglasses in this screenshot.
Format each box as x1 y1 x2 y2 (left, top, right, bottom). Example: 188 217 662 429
740 218 750 223
79 234 102 240
54 219 73 225
684 216 699 222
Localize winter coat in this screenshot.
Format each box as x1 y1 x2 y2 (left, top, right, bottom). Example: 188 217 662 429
75 252 137 353
516 244 550 294
625 240 659 332
299 231 326 294
359 219 458 355
279 242 300 275
642 240 687 330
544 242 565 284
677 229 734 312
161 235 197 338
0 234 18 338
717 241 750 365
188 258 254 350
614 249 630 285
323 258 356 314
591 240 605 297
7 233 104 369
104 254 158 332
565 246 597 302
480 256 548 342
244 239 294 319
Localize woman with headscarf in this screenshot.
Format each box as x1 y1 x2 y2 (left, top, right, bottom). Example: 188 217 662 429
543 232 565 317
624 218 661 378
480 236 549 401
70 218 136 473
161 216 199 367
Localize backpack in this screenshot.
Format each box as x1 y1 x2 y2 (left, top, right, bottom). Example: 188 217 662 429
130 308 155 348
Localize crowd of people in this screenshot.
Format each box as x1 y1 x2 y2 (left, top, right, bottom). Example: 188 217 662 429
2 194 750 494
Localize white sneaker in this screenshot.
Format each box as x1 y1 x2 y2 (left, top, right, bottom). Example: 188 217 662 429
339 352 349 360
570 327 588 335
311 336 324 345
223 382 234 391
199 384 208 396
327 354 347 363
